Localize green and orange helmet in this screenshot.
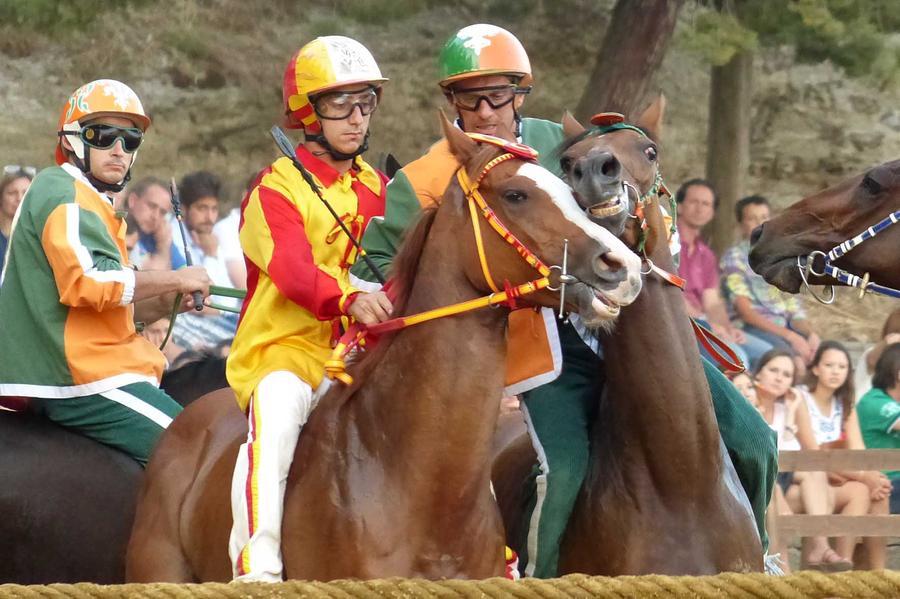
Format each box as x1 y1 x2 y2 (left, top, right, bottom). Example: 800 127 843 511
438 24 532 89
282 36 387 132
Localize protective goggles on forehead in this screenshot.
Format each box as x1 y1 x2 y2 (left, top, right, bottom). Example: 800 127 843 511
3 164 37 177
60 124 144 153
447 84 531 112
311 87 380 120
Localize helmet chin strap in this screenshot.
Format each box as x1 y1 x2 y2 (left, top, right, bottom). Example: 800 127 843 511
306 130 370 161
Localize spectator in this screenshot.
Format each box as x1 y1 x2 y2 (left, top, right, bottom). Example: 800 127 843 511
212 174 255 290
855 308 900 402
856 343 900 513
126 177 186 271
720 195 821 374
0 166 35 266
675 179 769 369
752 349 853 572
170 171 239 354
796 341 890 568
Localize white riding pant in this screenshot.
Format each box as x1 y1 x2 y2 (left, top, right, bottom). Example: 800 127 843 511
229 370 329 582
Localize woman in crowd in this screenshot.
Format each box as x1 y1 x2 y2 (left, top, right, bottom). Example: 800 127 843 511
753 349 854 571
0 166 35 266
795 341 891 568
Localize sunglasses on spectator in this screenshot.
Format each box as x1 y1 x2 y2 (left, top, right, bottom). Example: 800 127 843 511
312 87 380 120
4 164 37 178
447 84 531 112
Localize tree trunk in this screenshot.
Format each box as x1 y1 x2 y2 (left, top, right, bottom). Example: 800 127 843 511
706 50 753 255
574 0 685 123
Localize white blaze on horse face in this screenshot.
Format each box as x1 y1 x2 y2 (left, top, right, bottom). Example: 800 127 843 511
516 162 643 307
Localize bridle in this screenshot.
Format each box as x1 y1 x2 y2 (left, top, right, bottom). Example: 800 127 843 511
797 208 900 304
324 134 584 384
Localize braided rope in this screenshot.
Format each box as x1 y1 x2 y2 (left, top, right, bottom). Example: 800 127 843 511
3 571 900 598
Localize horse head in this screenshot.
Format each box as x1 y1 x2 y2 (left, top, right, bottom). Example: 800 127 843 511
557 96 670 258
749 159 900 294
440 115 642 329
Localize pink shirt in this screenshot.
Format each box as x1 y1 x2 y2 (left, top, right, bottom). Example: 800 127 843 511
678 234 719 314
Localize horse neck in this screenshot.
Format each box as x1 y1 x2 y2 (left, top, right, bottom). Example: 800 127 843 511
357 207 508 496
600 240 721 484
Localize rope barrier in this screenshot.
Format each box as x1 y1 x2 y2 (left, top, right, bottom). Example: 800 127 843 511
3 571 900 599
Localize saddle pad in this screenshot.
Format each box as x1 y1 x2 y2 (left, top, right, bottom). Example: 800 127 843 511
504 307 562 396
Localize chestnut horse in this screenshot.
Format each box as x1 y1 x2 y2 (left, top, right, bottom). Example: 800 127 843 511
126 117 643 582
493 100 763 575
749 159 900 298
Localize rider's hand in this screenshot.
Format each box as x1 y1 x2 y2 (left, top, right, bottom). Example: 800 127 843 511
176 265 211 298
347 291 393 325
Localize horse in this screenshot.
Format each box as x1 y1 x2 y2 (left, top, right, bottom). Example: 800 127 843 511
125 115 644 582
749 159 900 299
493 98 763 575
0 354 225 584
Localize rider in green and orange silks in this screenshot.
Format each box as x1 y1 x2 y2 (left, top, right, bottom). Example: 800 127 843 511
350 24 777 578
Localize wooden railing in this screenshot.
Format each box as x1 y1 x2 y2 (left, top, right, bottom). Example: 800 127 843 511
776 449 900 537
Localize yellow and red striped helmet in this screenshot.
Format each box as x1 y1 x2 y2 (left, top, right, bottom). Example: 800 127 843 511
282 36 387 132
55 79 150 165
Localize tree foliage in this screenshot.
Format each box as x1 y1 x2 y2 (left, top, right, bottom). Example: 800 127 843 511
682 0 900 82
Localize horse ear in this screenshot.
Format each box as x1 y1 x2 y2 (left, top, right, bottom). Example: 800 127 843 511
562 111 586 138
439 110 478 163
635 94 666 141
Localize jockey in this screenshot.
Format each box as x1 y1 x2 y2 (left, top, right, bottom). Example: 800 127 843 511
350 25 777 577
0 79 211 465
226 36 392 582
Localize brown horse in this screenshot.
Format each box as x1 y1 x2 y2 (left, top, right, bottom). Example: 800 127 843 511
749 159 900 295
493 99 763 575
126 116 643 582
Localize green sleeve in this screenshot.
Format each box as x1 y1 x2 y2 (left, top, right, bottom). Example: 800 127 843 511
858 391 900 439
351 169 423 284
521 118 565 177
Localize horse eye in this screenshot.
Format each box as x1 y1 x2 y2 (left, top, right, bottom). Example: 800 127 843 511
644 146 658 162
862 174 883 195
560 156 573 173
503 189 527 204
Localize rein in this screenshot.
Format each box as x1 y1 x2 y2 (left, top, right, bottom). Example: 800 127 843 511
798 209 900 304
325 141 565 385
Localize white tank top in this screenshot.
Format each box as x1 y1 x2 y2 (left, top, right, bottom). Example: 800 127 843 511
768 401 801 451
798 385 843 445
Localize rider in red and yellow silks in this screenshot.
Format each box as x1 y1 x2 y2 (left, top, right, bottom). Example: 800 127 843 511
226 36 393 583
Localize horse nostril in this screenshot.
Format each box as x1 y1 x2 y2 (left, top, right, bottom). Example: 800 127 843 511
573 164 584 180
750 224 764 246
594 251 624 273
600 156 621 179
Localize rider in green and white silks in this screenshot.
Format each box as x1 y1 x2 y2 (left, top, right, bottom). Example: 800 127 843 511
350 24 776 578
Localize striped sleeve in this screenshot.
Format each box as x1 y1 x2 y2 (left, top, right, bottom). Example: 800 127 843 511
350 169 423 284
41 203 134 310
240 185 350 319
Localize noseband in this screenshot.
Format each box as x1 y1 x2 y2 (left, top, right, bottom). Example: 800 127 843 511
797 209 900 304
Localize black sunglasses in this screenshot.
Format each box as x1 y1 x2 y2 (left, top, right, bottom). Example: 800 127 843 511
67 124 144 153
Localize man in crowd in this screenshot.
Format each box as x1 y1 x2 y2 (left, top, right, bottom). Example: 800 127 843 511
0 79 210 465
721 195 821 372
126 176 186 271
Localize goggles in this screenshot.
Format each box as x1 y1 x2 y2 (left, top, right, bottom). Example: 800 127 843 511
312 87 380 120
448 84 531 112
3 164 37 178
77 124 144 153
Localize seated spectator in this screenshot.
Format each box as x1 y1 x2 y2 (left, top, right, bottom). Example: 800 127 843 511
126 177 186 271
752 349 852 572
170 171 239 354
720 195 821 374
730 371 758 407
675 179 753 369
796 341 890 569
855 308 900 402
857 343 900 513
0 166 35 267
